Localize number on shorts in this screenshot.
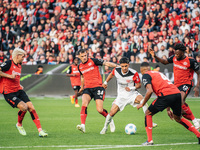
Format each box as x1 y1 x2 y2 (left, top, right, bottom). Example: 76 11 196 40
97 90 104 95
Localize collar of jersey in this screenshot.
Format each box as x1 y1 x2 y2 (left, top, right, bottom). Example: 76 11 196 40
121 69 129 76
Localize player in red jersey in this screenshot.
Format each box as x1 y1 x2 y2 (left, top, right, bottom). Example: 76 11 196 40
0 48 48 137
137 62 200 145
149 43 200 130
66 57 81 107
76 49 118 133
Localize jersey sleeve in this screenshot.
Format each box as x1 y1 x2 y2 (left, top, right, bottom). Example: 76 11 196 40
91 58 104 66
189 58 200 71
167 55 174 63
111 68 116 75
133 72 140 83
66 66 72 74
142 73 152 87
0 60 12 72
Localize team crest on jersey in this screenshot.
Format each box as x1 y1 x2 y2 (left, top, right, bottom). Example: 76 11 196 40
126 80 131 83
12 97 17 101
73 68 76 70
88 62 92 66
174 58 177 61
183 62 187 65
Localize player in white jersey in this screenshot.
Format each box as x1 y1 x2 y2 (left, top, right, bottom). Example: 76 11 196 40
100 57 157 134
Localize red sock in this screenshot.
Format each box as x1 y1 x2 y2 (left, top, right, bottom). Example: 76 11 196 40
80 106 87 124
180 118 200 138
182 103 195 121
75 99 78 104
145 115 153 142
99 109 108 117
30 110 42 132
17 110 27 126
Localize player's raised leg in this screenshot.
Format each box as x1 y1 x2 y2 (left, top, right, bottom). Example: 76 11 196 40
77 94 91 133
100 103 119 134
180 91 200 130
27 102 48 137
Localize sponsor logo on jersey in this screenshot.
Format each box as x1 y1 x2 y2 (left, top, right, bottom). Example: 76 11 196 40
126 80 131 83
12 70 21 76
81 66 94 74
174 63 187 70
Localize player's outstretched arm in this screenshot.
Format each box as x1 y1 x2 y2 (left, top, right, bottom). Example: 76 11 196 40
137 84 153 110
103 61 120 68
102 72 114 89
149 48 169 65
194 70 200 97
0 70 16 79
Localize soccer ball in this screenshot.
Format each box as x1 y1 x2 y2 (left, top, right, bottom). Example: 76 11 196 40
125 123 137 135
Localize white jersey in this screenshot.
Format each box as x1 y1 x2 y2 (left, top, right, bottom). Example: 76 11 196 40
112 67 140 99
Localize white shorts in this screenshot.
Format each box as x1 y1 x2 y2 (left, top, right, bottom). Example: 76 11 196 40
113 91 142 111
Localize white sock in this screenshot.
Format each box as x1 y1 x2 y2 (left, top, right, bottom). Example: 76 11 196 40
140 99 149 114
192 118 198 123
104 114 112 128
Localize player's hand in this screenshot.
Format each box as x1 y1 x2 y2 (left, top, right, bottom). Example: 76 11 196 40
125 87 131 92
10 73 17 79
167 110 174 120
193 87 199 97
137 104 143 110
102 84 108 89
78 88 84 95
148 48 155 58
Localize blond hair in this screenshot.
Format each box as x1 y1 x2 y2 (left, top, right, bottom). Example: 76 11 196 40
12 48 26 59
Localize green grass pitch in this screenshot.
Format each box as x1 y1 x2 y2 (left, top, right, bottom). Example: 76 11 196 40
0 97 200 150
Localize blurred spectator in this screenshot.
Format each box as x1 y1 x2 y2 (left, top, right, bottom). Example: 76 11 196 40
35 65 44 75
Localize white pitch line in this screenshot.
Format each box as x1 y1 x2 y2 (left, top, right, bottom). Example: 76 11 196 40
0 142 197 149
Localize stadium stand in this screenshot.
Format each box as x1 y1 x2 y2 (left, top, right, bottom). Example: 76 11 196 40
0 0 200 65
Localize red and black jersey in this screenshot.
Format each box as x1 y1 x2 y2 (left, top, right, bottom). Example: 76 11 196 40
66 64 81 87
142 71 180 96
78 58 104 88
167 55 199 87
0 60 22 94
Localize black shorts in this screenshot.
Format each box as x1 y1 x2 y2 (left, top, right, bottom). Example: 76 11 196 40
83 87 105 100
3 90 31 108
73 86 81 91
148 93 182 116
178 84 192 96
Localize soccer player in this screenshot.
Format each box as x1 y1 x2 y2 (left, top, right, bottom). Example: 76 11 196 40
149 43 200 129
100 57 157 134
76 49 118 133
0 48 48 137
137 62 200 145
66 57 81 107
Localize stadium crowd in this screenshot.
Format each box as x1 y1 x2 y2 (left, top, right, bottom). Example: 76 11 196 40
0 0 200 65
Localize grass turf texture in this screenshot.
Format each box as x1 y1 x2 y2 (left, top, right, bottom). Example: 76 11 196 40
0 97 199 150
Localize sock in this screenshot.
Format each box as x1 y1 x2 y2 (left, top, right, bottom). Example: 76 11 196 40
75 99 78 104
73 95 75 98
30 110 42 132
80 106 87 124
145 115 153 142
182 103 195 121
104 114 112 128
99 109 108 117
140 99 149 114
180 118 200 138
17 110 27 126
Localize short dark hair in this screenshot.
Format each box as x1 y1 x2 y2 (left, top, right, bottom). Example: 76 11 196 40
119 57 129 64
174 43 186 51
141 62 150 67
78 49 87 55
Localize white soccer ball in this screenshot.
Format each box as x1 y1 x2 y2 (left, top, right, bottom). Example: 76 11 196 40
125 123 137 135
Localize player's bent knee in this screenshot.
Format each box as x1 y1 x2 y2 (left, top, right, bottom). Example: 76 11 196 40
17 102 28 111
